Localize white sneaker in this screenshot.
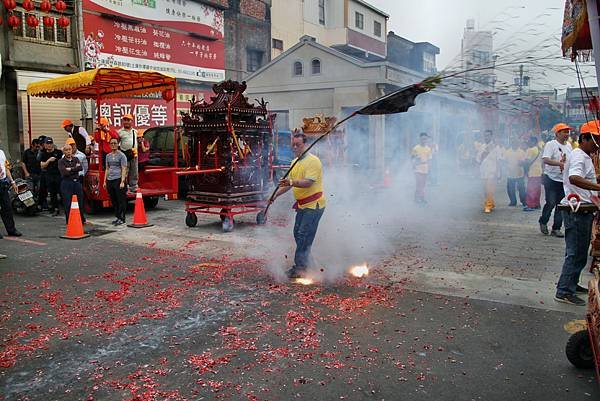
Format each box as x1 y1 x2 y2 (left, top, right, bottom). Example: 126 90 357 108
0 254 6 259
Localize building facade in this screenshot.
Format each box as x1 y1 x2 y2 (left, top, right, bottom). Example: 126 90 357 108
224 0 272 81
0 2 80 158
271 0 387 61
246 35 480 173
387 32 439 75
0 0 272 159
461 19 496 92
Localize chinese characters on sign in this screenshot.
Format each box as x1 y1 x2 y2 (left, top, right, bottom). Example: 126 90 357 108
100 99 174 128
83 0 225 82
84 0 224 39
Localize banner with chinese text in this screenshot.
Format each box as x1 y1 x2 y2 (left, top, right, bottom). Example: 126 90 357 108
83 0 223 39
83 0 225 82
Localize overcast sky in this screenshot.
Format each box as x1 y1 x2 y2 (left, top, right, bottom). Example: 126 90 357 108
368 0 597 92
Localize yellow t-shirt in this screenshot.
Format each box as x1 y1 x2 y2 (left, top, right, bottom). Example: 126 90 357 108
526 146 543 177
411 145 432 174
289 153 326 209
503 148 526 178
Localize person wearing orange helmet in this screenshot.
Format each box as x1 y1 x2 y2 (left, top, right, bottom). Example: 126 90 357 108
555 122 600 306
61 119 91 155
94 117 119 164
539 123 573 237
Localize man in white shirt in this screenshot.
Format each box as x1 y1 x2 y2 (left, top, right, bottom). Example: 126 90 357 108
476 130 501 213
539 123 573 237
555 124 600 306
118 114 138 192
0 142 22 240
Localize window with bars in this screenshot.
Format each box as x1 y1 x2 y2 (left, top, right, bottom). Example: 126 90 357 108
272 38 283 50
355 12 364 30
246 49 264 73
311 59 321 75
293 61 303 76
374 20 381 37
11 8 71 46
318 0 325 25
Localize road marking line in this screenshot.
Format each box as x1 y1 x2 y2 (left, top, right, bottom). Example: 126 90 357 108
3 237 47 246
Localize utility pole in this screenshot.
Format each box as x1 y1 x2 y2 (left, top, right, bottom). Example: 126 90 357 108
518 64 524 96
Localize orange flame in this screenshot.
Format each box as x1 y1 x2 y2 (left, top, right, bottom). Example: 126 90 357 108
293 277 314 285
349 264 369 278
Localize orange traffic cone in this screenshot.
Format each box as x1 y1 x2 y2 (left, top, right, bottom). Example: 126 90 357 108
61 195 90 240
127 190 153 228
383 169 392 188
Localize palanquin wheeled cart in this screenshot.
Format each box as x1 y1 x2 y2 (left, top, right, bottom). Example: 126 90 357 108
181 80 273 232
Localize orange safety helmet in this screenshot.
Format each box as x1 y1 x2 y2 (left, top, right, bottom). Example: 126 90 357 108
99 117 110 126
61 119 73 129
552 123 572 133
122 113 134 120
65 138 76 145
580 120 600 135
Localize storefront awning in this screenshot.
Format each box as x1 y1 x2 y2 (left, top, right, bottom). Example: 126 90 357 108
26 67 176 99
562 0 593 61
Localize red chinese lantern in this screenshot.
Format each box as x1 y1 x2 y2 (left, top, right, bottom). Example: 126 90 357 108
22 0 35 11
2 0 17 10
26 14 38 28
40 0 52 12
43 16 54 27
7 14 20 29
54 0 67 12
57 15 69 28
162 89 175 102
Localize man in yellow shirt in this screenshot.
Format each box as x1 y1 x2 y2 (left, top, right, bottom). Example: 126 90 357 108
503 140 526 206
523 136 543 211
273 132 326 278
411 133 432 204
568 130 580 149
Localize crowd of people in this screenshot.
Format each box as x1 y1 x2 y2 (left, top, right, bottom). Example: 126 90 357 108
411 122 600 306
0 115 152 257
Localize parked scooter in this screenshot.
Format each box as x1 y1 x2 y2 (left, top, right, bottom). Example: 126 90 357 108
10 178 37 216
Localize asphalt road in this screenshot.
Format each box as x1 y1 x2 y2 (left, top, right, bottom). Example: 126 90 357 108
0 200 598 401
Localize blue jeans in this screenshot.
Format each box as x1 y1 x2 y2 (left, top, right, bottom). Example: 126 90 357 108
506 177 526 206
556 210 594 296
293 206 324 268
539 175 565 230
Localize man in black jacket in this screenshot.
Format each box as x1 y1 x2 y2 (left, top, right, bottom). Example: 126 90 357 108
39 137 63 216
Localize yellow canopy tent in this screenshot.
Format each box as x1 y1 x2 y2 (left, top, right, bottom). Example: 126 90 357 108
26 67 176 99
25 67 178 168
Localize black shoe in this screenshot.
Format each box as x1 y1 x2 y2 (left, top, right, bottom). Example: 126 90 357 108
576 285 589 294
554 294 586 306
111 219 120 225
114 219 125 226
508 203 516 207
7 230 22 237
550 229 564 238
539 223 549 235
0 233 3 239
51 210 59 217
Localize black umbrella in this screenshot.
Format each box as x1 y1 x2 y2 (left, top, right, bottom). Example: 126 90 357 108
257 76 441 223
